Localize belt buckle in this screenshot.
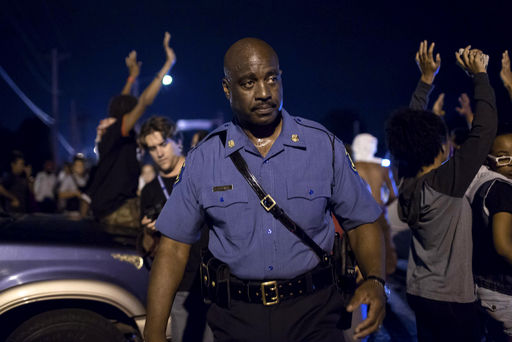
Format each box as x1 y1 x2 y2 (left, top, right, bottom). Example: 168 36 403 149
261 280 279 306
260 195 276 212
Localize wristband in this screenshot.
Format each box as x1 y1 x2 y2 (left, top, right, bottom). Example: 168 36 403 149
364 275 390 299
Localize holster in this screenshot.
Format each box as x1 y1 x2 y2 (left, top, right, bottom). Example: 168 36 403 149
200 249 231 308
332 232 357 330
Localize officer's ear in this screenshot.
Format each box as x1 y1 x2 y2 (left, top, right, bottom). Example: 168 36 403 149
222 78 231 102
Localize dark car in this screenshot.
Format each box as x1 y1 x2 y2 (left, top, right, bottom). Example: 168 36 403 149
0 213 170 342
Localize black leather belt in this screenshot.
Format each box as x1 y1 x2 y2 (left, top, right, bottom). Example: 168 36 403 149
229 265 334 306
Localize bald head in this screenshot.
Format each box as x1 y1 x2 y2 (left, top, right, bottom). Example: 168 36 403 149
223 38 279 80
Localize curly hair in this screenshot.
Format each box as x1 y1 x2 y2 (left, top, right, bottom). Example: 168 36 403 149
138 116 177 150
385 108 448 178
107 94 138 120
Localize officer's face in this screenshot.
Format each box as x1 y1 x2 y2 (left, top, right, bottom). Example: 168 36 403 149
145 131 180 173
223 48 283 127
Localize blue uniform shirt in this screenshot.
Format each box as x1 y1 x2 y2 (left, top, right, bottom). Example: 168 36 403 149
156 109 381 280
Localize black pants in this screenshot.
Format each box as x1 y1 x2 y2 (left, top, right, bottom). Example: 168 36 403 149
206 285 349 342
407 293 482 342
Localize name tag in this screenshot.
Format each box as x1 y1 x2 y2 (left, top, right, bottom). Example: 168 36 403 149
212 185 233 192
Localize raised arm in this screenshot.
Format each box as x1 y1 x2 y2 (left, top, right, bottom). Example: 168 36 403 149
455 93 474 127
409 40 440 110
121 50 141 95
430 46 497 196
122 32 176 135
501 50 512 101
432 93 446 116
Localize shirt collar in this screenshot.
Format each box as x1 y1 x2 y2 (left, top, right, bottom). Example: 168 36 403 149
224 109 306 158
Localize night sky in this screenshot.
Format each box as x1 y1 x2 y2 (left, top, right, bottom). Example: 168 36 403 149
1 0 509 168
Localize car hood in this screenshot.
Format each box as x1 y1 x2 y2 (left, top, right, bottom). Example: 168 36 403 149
0 214 139 248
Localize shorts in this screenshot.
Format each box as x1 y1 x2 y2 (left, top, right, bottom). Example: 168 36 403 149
477 285 512 336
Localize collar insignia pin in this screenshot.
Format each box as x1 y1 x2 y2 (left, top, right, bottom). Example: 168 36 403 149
291 134 299 142
228 139 235 148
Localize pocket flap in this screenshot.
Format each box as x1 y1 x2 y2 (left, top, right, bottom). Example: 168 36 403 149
202 185 248 208
286 179 331 200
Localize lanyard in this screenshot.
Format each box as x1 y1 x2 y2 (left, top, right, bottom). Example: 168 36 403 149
157 175 171 200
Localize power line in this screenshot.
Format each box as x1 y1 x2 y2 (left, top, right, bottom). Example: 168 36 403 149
0 65 75 156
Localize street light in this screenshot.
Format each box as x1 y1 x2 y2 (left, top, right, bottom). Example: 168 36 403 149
162 75 173 86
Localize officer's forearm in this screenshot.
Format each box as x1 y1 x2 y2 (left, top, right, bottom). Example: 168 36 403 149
144 236 191 342
347 217 385 279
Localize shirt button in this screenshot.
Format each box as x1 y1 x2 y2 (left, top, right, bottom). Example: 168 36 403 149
309 189 314 195
267 228 272 234
220 197 224 202
268 265 273 271
264 160 269 164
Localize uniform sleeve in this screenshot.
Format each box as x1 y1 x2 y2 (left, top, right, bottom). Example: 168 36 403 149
486 181 512 216
330 138 382 230
155 152 205 244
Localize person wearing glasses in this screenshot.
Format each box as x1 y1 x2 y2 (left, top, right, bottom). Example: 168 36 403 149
467 127 512 341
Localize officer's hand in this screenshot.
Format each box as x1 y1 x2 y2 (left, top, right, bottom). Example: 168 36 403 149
346 279 386 339
141 216 157 231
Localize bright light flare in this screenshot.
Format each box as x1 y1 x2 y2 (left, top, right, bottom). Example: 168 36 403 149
381 159 391 167
162 75 173 86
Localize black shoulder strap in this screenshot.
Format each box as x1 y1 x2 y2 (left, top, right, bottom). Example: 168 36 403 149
219 130 329 264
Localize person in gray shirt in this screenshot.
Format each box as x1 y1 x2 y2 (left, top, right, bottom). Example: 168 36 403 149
385 41 497 342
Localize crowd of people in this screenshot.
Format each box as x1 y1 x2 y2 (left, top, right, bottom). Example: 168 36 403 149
2 33 512 342
0 151 90 216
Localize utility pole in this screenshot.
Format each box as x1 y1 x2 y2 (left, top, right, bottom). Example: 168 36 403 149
50 48 70 166
51 48 59 165
70 99 80 153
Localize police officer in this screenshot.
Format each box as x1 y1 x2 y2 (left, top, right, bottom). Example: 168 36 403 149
145 38 386 342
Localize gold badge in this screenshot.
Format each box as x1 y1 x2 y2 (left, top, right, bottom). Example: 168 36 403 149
291 134 299 142
228 139 235 148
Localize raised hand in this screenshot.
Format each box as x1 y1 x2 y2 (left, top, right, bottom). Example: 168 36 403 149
163 32 176 67
455 46 488 77
432 93 446 116
125 50 141 78
501 50 512 92
416 40 441 84
455 93 474 125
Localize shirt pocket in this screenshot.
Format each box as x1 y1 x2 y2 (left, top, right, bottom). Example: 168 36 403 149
202 185 250 239
286 179 331 230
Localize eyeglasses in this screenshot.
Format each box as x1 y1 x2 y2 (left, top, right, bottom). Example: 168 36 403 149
488 154 512 167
